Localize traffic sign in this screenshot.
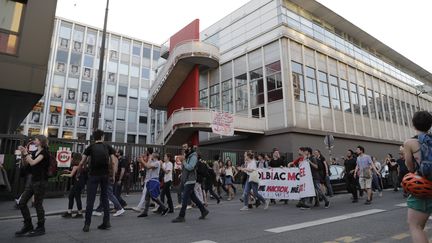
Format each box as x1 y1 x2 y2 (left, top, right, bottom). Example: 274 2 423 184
56 147 71 168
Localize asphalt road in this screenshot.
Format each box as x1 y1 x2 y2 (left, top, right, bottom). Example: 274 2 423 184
0 190 426 243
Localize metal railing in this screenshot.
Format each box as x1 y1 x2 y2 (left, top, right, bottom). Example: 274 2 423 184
157 108 266 145
149 40 220 105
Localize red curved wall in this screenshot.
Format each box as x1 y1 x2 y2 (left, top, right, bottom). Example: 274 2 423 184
167 19 200 146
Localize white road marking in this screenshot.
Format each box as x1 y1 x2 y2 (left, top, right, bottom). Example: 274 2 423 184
395 203 407 207
191 241 217 243
265 209 386 233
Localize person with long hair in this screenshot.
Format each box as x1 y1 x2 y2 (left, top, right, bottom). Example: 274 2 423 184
132 149 152 213
16 135 50 237
160 153 174 213
223 159 237 201
61 152 86 218
238 151 269 211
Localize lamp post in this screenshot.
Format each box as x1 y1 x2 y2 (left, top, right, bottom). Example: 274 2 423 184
416 90 426 110
92 0 109 131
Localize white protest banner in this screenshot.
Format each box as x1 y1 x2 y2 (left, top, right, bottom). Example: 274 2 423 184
211 112 234 136
257 160 316 200
56 147 72 168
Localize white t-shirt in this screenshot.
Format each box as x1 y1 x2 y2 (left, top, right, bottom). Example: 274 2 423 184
162 161 173 182
246 159 257 173
145 159 160 180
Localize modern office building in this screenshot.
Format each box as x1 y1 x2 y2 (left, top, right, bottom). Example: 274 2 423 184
149 0 432 158
0 0 57 133
20 17 159 143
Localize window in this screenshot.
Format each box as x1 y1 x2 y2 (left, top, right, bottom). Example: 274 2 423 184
141 67 150 79
222 79 233 112
375 92 383 120
389 97 397 123
127 134 136 143
329 75 341 110
209 84 220 109
132 44 141 56
152 48 160 61
383 95 391 122
0 0 25 55
266 61 283 102
305 66 318 105
199 88 208 108
250 68 264 107
359 86 368 117
235 73 248 112
118 86 127 97
340 79 351 113
139 116 147 124
292 61 305 102
401 101 408 126
367 89 376 119
143 46 151 59
350 83 360 114
117 109 126 121
318 71 330 108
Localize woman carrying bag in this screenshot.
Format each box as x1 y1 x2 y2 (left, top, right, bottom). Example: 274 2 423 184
238 151 269 211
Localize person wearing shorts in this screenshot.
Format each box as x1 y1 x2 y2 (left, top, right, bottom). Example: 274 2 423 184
354 146 379 205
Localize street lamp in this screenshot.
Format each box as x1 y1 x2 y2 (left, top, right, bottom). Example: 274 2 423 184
415 85 432 110
92 0 109 131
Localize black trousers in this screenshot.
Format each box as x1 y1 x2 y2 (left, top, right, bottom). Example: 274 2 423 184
160 181 174 211
68 182 84 211
346 175 358 199
18 180 47 226
85 175 109 226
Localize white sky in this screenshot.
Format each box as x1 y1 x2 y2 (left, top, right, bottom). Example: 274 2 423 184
56 0 432 74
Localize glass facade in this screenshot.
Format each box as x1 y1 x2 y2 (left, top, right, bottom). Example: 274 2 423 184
21 18 157 143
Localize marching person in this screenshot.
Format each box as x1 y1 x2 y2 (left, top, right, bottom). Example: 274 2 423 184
403 111 432 243
79 129 118 232
344 150 359 203
61 152 86 218
354 146 379 205
160 153 175 214
172 143 209 223
132 149 152 213
238 151 269 211
114 149 127 208
137 152 169 217
15 135 50 237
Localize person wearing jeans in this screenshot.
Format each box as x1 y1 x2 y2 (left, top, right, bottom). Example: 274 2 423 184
239 151 269 211
16 135 50 237
78 129 118 232
172 143 209 223
94 180 125 217
160 154 174 213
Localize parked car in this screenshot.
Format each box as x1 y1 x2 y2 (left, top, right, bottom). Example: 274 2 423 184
329 165 347 192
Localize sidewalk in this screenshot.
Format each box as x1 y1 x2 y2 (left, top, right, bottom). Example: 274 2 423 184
0 193 144 220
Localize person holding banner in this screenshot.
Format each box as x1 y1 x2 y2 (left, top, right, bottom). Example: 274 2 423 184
238 151 269 211
301 147 330 209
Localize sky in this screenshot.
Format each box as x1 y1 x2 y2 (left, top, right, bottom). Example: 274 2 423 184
56 0 432 74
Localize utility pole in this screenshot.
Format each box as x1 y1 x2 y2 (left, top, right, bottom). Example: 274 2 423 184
92 0 109 131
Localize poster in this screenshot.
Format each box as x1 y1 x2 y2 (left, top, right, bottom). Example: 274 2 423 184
56 147 72 168
211 112 234 136
257 160 316 200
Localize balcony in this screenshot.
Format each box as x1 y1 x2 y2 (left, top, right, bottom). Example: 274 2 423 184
156 108 266 145
149 40 220 110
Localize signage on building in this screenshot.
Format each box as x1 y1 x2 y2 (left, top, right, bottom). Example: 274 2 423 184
56 147 71 168
211 112 234 136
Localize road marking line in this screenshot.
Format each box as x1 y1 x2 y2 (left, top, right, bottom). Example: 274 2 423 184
191 241 217 243
391 233 410 240
395 203 407 207
265 209 386 233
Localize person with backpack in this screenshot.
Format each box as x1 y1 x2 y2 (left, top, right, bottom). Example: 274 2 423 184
61 152 86 218
172 143 209 223
15 135 50 237
402 111 432 243
79 129 118 232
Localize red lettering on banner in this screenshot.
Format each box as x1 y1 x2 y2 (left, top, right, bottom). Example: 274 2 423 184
266 186 289 193
299 167 306 177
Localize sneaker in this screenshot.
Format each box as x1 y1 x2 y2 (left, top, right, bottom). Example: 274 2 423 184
186 205 192 210
264 200 270 210
365 200 372 205
172 217 185 223
161 208 170 216
325 201 330 208
168 210 174 214
379 192 383 197
199 209 209 220
73 213 83 218
152 206 160 213
248 204 253 209
113 208 125 217
27 226 45 237
15 224 33 237
240 206 249 211
132 207 143 213
82 224 90 232
174 204 182 209
255 200 261 208
97 222 111 230
137 212 148 218
92 211 102 216
62 212 72 218
352 199 358 203
300 204 310 210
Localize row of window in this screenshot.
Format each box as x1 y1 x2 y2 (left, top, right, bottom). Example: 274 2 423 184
291 60 425 126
